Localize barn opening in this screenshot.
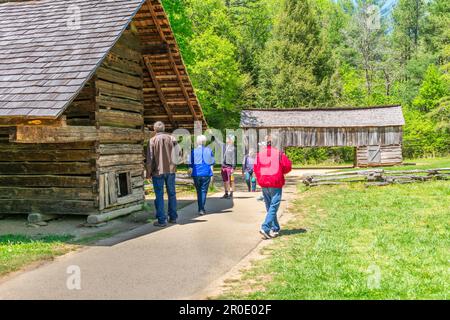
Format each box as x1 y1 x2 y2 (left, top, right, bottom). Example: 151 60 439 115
284 146 355 167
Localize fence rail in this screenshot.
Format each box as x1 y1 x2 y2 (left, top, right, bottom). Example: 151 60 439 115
303 168 450 187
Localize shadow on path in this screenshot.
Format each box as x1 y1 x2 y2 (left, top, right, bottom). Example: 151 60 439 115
95 195 235 247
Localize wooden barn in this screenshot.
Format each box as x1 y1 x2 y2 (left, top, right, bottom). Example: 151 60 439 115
0 0 206 224
240 106 405 167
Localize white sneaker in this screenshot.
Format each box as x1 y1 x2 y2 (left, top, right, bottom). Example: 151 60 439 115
269 230 280 238
259 229 271 240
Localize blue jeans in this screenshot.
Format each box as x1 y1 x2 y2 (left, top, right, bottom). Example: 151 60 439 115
261 188 282 233
193 176 211 212
245 171 257 192
152 173 177 224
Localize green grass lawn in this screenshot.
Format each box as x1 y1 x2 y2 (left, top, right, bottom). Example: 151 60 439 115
0 234 77 277
219 180 450 299
332 157 450 172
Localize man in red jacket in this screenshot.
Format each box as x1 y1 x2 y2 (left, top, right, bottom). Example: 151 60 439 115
254 137 292 239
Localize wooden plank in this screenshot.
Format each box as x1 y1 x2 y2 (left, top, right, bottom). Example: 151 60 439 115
0 162 94 175
0 117 66 127
0 149 94 162
0 187 94 201
102 52 143 76
12 126 145 144
143 56 175 127
108 172 118 205
145 1 199 122
98 164 144 174
98 144 143 155
96 79 143 102
0 175 92 187
97 154 144 167
97 95 144 113
96 66 143 89
87 204 143 224
99 174 105 210
0 141 94 150
96 109 144 128
0 199 96 215
64 100 96 117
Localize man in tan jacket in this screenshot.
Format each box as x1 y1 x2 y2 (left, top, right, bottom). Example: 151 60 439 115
146 121 180 227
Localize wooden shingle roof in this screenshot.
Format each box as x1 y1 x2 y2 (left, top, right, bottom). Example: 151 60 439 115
240 106 405 128
0 0 145 118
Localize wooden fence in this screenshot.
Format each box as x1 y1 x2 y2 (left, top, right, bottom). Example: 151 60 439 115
303 168 450 187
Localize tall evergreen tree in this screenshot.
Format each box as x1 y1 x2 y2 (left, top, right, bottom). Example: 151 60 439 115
343 1 390 98
257 0 336 108
392 0 425 73
423 0 450 64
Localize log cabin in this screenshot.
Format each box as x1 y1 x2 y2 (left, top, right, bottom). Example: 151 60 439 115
240 106 405 167
0 0 206 224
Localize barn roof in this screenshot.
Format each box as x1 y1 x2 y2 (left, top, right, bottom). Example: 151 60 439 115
240 106 405 128
0 0 205 128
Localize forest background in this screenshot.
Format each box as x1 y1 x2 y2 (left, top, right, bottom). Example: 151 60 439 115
161 0 449 164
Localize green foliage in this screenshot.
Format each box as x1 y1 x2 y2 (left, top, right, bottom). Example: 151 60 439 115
285 147 354 166
413 64 448 112
161 0 194 64
403 106 449 158
189 30 249 129
428 97 450 133
258 0 336 108
161 0 449 160
392 0 425 68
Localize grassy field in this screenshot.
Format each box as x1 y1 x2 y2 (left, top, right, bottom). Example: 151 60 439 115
331 157 450 172
0 235 77 277
219 180 450 299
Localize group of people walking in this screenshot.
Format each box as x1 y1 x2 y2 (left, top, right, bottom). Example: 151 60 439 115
146 121 292 239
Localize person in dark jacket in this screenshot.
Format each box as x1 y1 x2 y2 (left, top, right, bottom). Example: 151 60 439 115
254 137 292 239
146 121 180 227
189 135 215 215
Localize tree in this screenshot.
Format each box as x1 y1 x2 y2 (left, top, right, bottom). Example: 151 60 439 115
413 64 447 112
257 0 336 108
423 0 450 64
344 1 390 97
161 0 194 64
189 30 250 129
392 0 425 76
224 0 273 84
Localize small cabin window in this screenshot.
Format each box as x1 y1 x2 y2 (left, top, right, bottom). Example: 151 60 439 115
117 172 131 198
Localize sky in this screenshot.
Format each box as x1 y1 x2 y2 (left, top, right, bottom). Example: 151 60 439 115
333 0 398 17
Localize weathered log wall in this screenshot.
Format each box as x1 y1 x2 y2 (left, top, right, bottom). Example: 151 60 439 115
94 29 145 216
0 128 97 215
259 126 403 147
243 126 403 167
64 79 96 126
0 30 146 219
356 145 403 167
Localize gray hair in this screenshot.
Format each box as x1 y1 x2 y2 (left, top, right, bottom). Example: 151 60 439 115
153 121 165 133
197 135 207 146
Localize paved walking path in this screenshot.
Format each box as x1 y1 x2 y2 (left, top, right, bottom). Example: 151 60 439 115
0 171 315 300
